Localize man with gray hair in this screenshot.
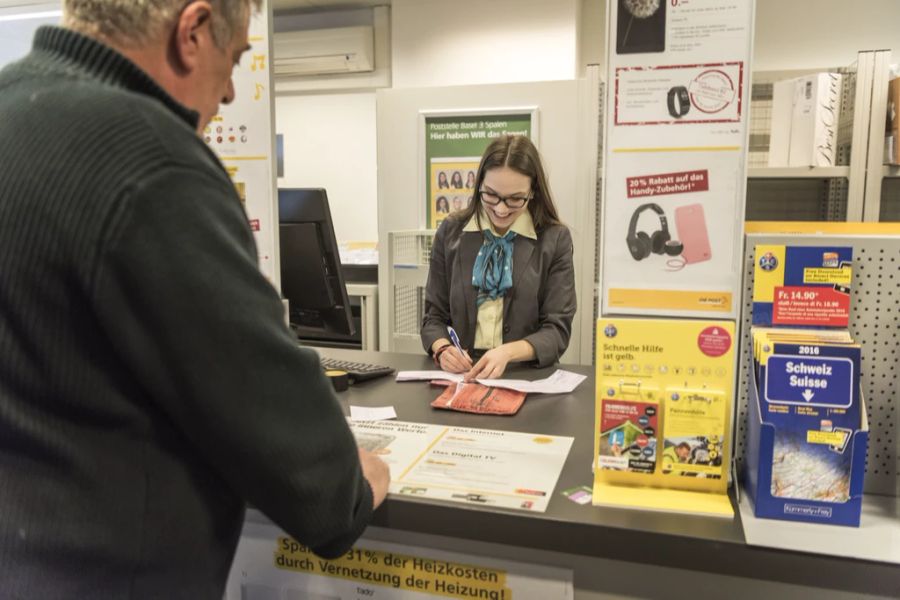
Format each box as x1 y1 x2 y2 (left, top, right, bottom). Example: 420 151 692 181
0 1 389 597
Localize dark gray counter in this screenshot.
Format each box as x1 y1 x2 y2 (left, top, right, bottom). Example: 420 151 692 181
311 348 900 597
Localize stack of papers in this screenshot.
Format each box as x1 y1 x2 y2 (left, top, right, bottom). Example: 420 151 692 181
395 369 587 394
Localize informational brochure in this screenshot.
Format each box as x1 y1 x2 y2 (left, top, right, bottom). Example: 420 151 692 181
660 388 726 479
597 398 658 474
751 328 863 506
752 245 853 327
350 420 573 512
600 0 754 318
227 521 574 600
205 9 277 282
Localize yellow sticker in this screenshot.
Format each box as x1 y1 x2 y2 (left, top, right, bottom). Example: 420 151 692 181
803 266 852 285
274 540 511 597
807 430 847 445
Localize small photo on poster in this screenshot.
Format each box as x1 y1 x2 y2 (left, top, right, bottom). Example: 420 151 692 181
661 436 724 478
430 159 478 229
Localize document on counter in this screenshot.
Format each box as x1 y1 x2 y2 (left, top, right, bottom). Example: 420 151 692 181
478 370 587 394
395 370 463 383
395 369 587 394
349 405 397 422
349 420 574 512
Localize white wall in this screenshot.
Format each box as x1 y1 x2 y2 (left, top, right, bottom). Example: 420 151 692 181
754 0 900 71
391 0 579 88
578 0 900 73
0 5 61 69
275 91 378 243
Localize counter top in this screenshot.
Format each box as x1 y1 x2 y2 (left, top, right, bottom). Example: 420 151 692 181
280 348 900 596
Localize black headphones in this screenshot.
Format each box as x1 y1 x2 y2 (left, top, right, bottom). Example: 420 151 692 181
667 85 690 118
626 203 683 261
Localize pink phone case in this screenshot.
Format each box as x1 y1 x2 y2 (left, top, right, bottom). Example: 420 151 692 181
674 203 712 264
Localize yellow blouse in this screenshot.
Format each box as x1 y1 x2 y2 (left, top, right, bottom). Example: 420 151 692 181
462 209 537 349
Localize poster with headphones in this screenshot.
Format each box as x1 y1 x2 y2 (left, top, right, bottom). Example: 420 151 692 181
600 0 754 318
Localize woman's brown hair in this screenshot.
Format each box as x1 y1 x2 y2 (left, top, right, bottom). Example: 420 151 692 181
453 134 562 232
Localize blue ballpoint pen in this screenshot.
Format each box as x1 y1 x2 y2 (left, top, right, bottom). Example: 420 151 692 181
446 326 466 356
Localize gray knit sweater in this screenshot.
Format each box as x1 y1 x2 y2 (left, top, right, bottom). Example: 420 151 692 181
0 26 372 599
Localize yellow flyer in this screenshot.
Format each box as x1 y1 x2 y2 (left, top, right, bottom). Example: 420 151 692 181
660 388 726 478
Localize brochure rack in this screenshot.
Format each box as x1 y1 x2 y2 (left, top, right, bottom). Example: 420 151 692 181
736 229 899 559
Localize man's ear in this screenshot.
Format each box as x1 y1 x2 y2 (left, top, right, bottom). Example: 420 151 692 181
170 1 214 73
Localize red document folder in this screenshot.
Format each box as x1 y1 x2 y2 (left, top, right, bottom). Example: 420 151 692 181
431 382 527 415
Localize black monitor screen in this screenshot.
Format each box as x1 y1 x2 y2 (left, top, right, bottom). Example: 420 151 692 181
278 188 355 336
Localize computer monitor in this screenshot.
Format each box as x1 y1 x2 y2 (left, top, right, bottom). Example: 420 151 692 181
278 188 355 337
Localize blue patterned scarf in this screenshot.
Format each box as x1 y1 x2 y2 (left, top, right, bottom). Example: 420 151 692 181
472 230 517 306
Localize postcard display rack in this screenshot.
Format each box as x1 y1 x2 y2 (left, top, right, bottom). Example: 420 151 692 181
734 231 899 562
594 1 755 517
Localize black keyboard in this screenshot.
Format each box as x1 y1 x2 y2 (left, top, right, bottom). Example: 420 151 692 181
320 357 395 382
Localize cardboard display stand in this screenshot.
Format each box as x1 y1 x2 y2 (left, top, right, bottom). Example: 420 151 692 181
593 318 736 517
595 0 755 516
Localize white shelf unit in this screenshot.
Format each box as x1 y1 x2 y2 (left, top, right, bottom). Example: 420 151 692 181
867 50 900 223
745 54 874 222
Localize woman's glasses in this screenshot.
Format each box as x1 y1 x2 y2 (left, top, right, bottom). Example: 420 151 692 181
479 189 531 209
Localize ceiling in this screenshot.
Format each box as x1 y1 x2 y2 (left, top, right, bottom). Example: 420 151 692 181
272 0 390 12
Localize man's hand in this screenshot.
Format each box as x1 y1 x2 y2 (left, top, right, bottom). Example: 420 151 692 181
358 449 390 508
464 346 511 381
439 346 473 373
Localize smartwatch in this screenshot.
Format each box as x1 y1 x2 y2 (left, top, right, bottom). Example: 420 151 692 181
667 86 690 118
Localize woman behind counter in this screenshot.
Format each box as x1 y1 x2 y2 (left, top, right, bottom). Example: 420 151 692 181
421 135 576 380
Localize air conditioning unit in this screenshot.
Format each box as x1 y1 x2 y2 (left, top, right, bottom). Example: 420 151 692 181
273 26 374 77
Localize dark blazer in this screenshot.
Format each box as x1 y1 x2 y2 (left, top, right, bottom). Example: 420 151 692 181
421 216 576 367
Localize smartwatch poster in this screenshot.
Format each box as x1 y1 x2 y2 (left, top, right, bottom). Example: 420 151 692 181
421 111 534 230
600 0 756 318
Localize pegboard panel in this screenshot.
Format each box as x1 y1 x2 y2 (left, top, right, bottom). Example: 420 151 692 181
736 233 900 497
391 230 434 266
388 230 435 353
592 80 605 364
392 285 423 336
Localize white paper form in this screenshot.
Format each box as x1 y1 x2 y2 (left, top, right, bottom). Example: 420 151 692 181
349 406 398 422
478 370 587 394
395 425 574 512
349 421 443 470
395 369 587 394
348 421 574 512
395 370 463 383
